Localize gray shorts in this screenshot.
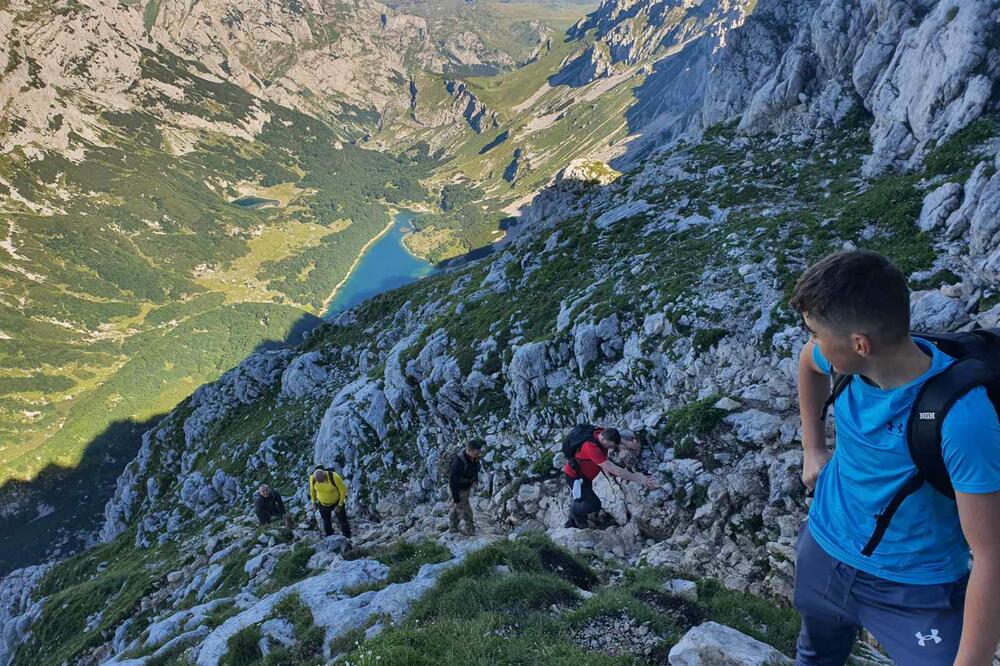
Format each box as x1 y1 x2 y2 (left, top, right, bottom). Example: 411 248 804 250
793 521 968 666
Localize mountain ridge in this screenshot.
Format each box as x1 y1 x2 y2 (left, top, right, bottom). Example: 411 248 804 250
4 0 1000 663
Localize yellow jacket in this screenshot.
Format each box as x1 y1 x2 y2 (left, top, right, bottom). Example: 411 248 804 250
310 470 347 507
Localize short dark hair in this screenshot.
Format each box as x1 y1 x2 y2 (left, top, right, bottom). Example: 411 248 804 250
600 428 621 445
466 438 485 450
789 250 910 344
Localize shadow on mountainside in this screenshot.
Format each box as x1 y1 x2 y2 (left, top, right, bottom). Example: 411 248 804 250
0 417 155 577
0 311 326 577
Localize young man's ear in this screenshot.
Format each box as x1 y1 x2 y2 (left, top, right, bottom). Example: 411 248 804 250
851 333 872 358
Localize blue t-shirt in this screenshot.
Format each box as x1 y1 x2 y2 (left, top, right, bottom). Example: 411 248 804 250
809 337 1000 584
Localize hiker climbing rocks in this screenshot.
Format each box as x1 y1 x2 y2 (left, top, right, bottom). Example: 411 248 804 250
309 467 352 539
253 483 291 527
448 437 484 535
562 424 657 529
790 250 1000 666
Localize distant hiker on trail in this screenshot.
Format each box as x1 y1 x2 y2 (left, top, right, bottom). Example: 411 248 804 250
790 250 1000 666
562 424 657 529
448 437 484 536
253 484 291 527
309 467 352 539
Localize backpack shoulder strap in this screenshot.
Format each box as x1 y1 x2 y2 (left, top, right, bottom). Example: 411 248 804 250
907 358 996 499
862 358 995 557
820 373 851 421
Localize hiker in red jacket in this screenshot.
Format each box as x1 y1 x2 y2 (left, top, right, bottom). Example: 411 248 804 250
563 425 657 528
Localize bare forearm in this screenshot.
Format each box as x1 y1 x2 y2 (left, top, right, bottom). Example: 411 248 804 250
798 344 830 454
603 461 643 484
956 558 1000 665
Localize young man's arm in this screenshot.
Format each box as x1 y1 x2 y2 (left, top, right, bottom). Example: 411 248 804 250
798 340 832 490
598 460 657 489
954 490 1000 666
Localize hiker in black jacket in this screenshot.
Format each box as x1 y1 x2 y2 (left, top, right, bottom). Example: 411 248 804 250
448 438 485 535
253 484 289 527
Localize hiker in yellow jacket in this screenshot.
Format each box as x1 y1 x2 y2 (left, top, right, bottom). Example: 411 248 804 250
309 467 352 539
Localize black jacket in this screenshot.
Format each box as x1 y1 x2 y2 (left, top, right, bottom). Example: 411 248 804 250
254 491 285 524
449 450 480 502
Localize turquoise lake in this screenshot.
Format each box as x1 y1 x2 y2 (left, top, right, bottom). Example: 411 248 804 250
324 210 435 316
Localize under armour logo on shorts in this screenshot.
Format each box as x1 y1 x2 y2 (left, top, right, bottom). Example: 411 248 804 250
915 629 941 646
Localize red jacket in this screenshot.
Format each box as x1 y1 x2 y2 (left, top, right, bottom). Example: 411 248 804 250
564 428 608 481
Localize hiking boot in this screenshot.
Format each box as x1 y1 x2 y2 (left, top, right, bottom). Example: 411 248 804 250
563 518 580 529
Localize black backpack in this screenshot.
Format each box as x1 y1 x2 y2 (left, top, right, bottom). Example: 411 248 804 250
562 424 601 475
819 328 1000 556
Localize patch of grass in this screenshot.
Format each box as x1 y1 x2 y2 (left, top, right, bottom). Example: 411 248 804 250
338 614 629 665
263 593 325 666
143 0 160 32
923 116 996 178
343 538 451 595
698 579 800 656
691 327 727 353
14 531 179 666
530 449 557 478
267 544 315 590
664 395 726 454
205 602 240 629
220 624 262 666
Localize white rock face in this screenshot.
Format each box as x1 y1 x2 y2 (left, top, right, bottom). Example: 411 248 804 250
917 182 963 232
910 290 971 332
0 564 49 666
703 0 997 174
194 558 389 666
594 200 652 230
668 621 793 665
864 1 995 174
280 351 329 399
507 342 553 410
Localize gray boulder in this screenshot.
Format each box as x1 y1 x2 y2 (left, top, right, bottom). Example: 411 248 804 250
910 290 970 332
280 351 329 399
668 621 792 665
917 182 962 232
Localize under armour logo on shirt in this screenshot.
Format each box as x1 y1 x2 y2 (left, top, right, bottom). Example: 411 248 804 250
887 421 904 435
915 629 941 646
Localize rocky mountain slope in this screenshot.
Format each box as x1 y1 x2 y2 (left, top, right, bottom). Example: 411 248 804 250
0 0 593 523
4 0 1000 663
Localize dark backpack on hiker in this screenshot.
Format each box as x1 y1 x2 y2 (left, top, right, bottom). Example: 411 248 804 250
819 328 1000 557
562 424 602 475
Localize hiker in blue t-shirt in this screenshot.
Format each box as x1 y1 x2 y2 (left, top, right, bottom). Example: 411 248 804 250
789 250 1000 666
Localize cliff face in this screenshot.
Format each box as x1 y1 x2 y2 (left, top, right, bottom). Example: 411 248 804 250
0 0 547 161
5 0 1000 664
701 0 1000 175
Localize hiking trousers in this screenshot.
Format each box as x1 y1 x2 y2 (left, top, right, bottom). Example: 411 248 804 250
317 503 352 538
793 521 967 666
564 474 601 527
449 489 475 534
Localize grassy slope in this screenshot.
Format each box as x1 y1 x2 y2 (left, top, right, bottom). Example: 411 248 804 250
340 535 799 665
0 44 433 482
14 529 799 666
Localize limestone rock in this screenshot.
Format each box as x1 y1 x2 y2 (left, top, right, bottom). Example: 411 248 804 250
910 290 970 332
917 182 962 232
668 621 792 665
